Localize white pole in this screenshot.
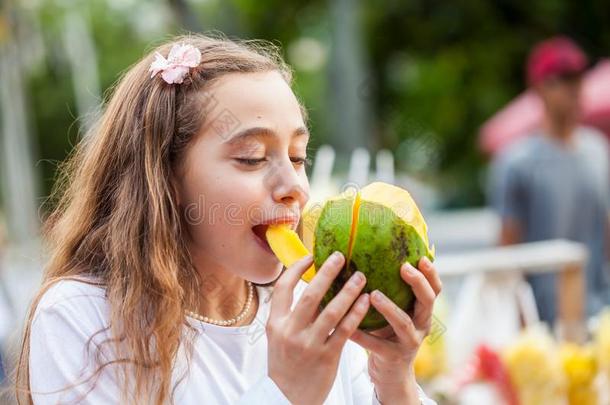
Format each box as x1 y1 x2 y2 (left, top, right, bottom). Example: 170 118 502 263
0 41 40 245
62 11 101 133
375 149 394 184
347 147 370 187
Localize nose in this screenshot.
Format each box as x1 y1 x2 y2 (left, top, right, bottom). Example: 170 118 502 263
268 158 309 209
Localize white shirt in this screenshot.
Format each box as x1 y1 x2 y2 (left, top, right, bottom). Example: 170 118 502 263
29 276 435 404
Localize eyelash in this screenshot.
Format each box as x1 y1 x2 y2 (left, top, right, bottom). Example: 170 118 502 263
236 157 312 167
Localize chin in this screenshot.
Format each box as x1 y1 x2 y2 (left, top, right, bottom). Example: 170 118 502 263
248 261 283 285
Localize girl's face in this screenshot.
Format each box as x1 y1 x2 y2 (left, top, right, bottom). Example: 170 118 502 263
176 71 310 284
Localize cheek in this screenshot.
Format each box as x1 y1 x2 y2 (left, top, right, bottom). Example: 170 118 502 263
300 170 311 192
179 168 267 240
296 170 311 206
212 173 268 224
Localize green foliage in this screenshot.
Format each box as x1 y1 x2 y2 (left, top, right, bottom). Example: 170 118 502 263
21 0 610 209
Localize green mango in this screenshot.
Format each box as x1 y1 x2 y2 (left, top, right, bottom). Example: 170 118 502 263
311 182 435 330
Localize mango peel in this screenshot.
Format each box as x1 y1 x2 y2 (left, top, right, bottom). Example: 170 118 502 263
266 181 435 330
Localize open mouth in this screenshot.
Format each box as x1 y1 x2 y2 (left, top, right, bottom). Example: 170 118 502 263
251 224 273 253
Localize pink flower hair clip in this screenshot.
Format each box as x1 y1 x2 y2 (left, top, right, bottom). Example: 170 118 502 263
149 43 202 84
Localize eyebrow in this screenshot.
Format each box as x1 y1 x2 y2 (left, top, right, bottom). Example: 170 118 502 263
223 126 310 146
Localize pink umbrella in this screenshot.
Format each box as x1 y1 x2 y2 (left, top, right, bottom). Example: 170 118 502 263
479 59 610 155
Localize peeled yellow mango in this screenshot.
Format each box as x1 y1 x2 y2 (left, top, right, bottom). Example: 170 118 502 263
265 224 316 282
266 181 435 330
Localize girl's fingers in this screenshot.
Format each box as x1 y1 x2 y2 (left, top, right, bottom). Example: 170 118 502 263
269 255 314 319
312 271 367 341
348 329 397 358
400 263 435 329
290 251 346 328
370 290 419 347
326 293 370 349
369 325 394 339
418 257 442 297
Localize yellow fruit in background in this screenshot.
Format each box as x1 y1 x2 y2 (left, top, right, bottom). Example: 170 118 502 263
559 343 597 405
503 326 567 405
594 308 610 399
560 343 597 386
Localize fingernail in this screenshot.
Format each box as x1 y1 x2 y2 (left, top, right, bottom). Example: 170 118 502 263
349 271 364 286
372 290 386 303
331 251 343 262
403 263 416 274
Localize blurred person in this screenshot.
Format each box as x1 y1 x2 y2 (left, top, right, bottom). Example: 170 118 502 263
12 34 439 404
489 36 610 325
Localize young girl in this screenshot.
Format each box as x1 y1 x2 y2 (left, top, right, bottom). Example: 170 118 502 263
15 34 441 404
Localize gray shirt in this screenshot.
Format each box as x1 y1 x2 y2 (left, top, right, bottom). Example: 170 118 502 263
488 126 610 312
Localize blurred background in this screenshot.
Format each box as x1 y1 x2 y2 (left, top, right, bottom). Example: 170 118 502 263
1 0 610 404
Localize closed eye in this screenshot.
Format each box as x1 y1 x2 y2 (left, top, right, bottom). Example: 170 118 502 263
235 157 267 166
236 157 311 167
291 156 312 167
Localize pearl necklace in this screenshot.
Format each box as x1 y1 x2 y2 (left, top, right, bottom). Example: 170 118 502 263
185 281 255 326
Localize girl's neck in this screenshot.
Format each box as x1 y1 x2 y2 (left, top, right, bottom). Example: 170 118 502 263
190 256 259 326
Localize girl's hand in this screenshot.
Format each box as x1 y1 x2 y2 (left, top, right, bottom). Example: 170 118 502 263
267 252 371 405
349 257 442 404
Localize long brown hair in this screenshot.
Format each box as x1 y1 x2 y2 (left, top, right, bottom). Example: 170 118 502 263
12 33 294 405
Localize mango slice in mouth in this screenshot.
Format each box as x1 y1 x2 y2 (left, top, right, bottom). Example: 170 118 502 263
265 224 316 282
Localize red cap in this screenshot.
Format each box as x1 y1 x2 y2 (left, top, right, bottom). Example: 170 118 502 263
526 36 588 86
